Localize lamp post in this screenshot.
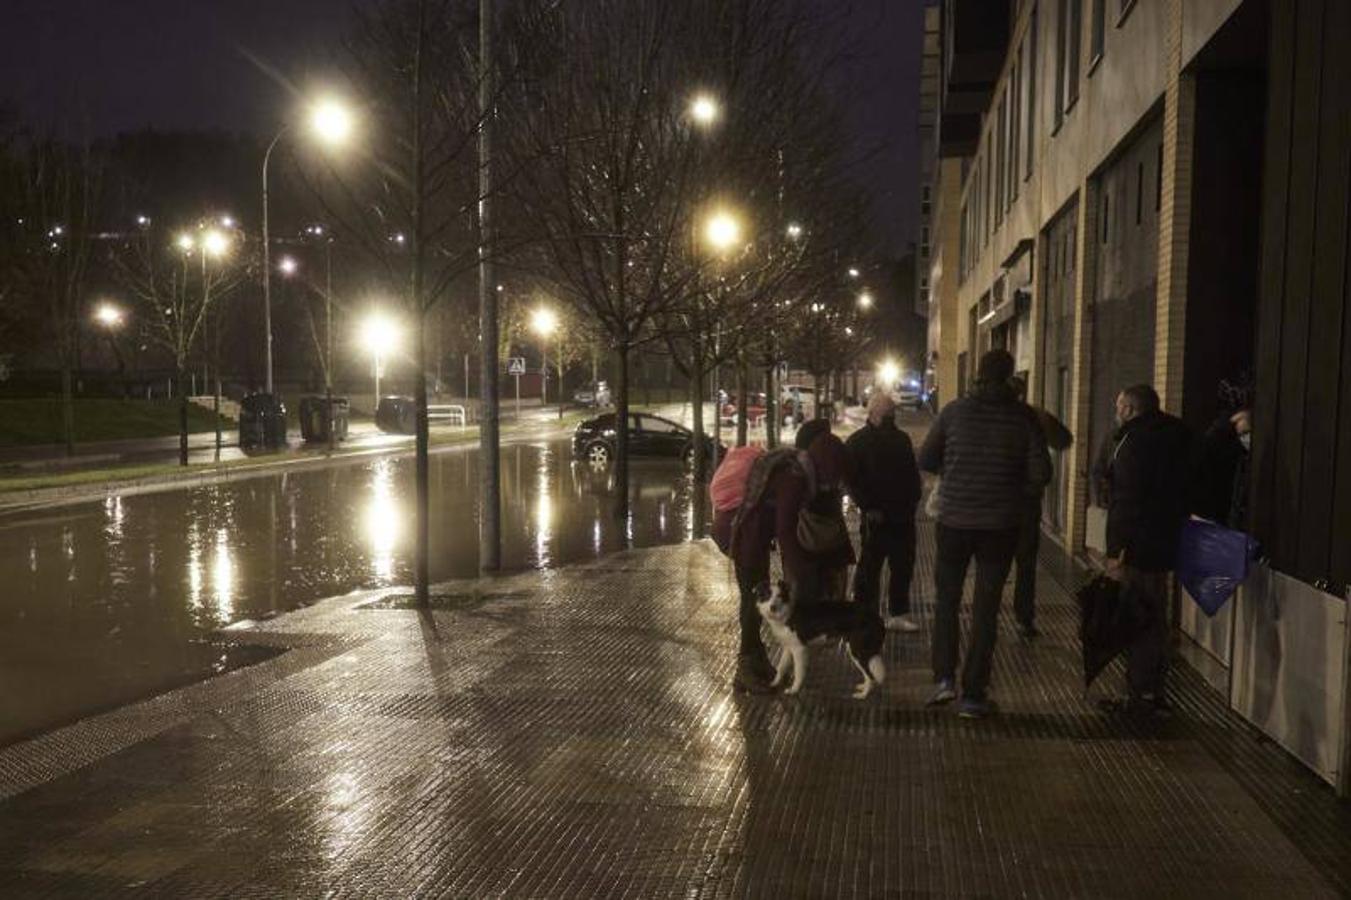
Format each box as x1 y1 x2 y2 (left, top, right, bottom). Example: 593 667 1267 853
361 311 399 413
261 97 353 397
92 301 126 394
201 228 231 458
701 208 744 474
530 306 561 418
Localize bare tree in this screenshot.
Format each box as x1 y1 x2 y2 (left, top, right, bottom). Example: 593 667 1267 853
7 138 103 455
110 220 247 464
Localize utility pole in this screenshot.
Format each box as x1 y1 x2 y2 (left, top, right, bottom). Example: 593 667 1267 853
478 0 501 572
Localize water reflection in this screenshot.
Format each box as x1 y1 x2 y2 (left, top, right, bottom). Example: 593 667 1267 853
365 457 403 583
0 439 706 744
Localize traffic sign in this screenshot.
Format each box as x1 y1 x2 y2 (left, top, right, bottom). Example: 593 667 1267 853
506 357 526 375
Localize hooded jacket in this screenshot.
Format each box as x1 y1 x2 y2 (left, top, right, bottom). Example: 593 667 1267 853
845 418 921 524
917 382 1051 530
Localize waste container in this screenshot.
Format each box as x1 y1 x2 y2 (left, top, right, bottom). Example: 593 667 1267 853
239 393 287 448
375 396 417 434
299 395 350 443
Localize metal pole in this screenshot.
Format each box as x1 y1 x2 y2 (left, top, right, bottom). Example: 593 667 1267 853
261 127 288 397
325 240 335 450
514 372 520 419
478 0 501 571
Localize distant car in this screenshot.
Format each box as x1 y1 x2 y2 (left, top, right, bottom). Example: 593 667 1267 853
572 412 720 466
720 391 768 426
572 381 612 407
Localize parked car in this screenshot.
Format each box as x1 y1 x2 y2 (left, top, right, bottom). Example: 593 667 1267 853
572 412 720 466
572 380 612 407
720 391 768 426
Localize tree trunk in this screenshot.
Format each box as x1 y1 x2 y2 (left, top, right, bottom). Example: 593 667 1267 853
414 311 431 606
690 361 706 482
765 363 778 449
735 355 749 447
613 342 631 522
177 366 189 466
60 364 75 457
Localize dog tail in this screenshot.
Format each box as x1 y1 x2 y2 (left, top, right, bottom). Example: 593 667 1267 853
867 656 886 684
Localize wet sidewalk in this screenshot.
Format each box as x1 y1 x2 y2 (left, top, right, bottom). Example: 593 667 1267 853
1 525 1349 897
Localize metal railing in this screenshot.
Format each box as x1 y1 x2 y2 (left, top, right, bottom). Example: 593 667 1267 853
427 404 468 427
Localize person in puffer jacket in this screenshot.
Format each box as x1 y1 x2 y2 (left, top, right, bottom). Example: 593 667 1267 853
917 349 1050 718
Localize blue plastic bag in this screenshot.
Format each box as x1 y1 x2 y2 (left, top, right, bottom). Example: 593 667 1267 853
1175 518 1258 616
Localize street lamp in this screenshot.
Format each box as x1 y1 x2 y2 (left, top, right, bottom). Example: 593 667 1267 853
360 311 399 404
93 302 124 330
530 306 560 413
690 94 721 127
847 267 861 279
703 210 743 254
278 255 299 277
262 94 355 396
877 359 901 392
786 222 803 240
857 290 874 310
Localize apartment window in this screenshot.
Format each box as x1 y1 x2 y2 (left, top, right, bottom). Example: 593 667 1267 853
1101 190 1110 244
1010 51 1021 204
1065 0 1082 110
1025 5 1037 177
1155 144 1163 211
985 151 993 246
1135 161 1143 224
1054 0 1066 131
995 96 1007 226
1089 0 1105 71
921 184 932 217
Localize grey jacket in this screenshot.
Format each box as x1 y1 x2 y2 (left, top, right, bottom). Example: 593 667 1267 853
918 383 1052 530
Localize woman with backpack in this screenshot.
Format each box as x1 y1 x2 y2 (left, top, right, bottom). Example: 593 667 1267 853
711 421 855 693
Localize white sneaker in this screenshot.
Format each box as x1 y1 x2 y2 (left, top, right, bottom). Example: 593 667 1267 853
885 614 921 633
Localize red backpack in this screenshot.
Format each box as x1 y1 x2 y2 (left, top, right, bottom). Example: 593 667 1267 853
709 445 765 513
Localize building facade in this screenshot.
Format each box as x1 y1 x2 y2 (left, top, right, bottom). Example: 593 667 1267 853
926 0 1351 795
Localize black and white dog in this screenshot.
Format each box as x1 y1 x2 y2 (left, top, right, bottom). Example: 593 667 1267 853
755 580 887 699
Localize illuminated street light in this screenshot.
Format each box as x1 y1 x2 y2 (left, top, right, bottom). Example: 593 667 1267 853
135 214 150 227
847 267 861 279
877 358 901 390
310 97 355 146
531 306 561 409
858 290 875 310
278 256 299 277
93 302 125 330
531 306 559 337
703 210 743 253
690 94 721 127
201 229 230 258
262 94 357 396
176 233 195 253
360 311 400 401
786 222 803 240
220 215 236 229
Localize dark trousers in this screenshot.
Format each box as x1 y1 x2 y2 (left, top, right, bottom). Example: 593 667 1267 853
933 523 1019 699
1122 567 1170 697
735 560 769 654
1013 500 1042 628
852 517 917 616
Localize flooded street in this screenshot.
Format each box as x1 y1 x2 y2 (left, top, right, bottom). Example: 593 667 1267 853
0 440 702 744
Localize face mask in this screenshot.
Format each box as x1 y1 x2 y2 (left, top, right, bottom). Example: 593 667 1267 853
1239 433 1251 451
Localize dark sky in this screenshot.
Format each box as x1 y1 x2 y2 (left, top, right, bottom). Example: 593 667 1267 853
0 0 922 255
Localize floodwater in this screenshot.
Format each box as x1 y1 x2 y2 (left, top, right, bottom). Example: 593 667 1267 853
0 440 702 744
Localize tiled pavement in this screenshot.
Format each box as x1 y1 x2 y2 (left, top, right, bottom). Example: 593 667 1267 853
1 525 1350 897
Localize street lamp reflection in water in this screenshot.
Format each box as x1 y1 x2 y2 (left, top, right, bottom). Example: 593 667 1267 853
364 459 403 582
211 529 235 623
535 449 553 567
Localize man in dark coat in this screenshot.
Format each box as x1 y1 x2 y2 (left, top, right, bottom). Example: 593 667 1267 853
847 392 922 631
1104 384 1193 715
1009 376 1072 639
917 349 1051 718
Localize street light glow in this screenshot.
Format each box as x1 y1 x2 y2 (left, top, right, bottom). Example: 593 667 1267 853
360 311 400 356
690 94 721 126
704 210 743 252
847 267 861 279
311 97 355 146
93 302 124 330
278 256 299 276
202 229 230 258
531 306 559 337
786 222 803 240
176 233 195 252
220 215 236 229
858 291 875 310
877 359 901 388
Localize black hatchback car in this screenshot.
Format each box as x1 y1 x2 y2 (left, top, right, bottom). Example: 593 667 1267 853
572 412 719 466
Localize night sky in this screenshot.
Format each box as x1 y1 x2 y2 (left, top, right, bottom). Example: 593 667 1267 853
0 0 922 255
